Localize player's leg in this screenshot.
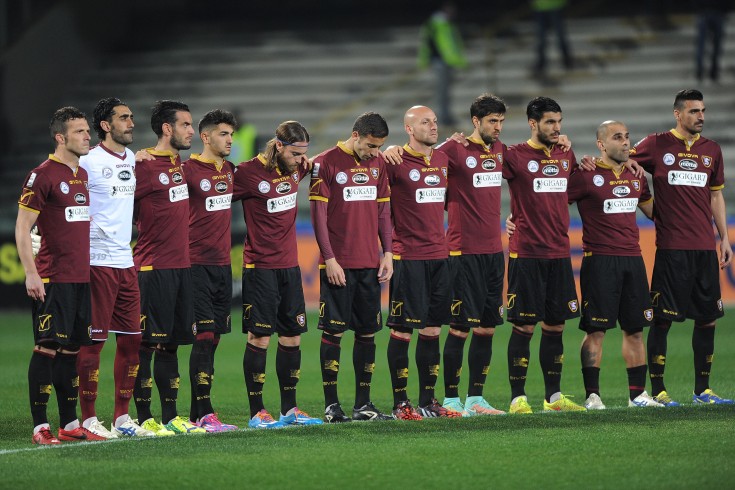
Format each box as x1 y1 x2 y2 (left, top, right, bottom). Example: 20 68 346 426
317 268 349 423
580 330 605 409
29 295 59 445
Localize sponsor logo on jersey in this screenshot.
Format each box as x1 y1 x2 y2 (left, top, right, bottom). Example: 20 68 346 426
593 175 604 187
336 171 348 184
603 197 638 214
110 184 135 198
409 169 420 181
258 181 270 193
159 173 170 185
200 179 211 191
276 182 292 194
679 159 698 170
65 206 90 222
205 193 232 211
60 182 70 194
215 181 228 193
466 156 477 168
533 178 567 192
424 174 441 186
352 172 369 184
266 192 298 213
527 160 539 172
102 167 113 179
118 170 132 181
172 172 183 184
612 185 630 197
473 172 502 188
542 165 559 176
415 187 446 203
703 156 712 168
73 193 87 204
169 183 189 202
663 153 675 166
26 173 37 187
481 159 497 171
343 186 377 201
668 171 707 187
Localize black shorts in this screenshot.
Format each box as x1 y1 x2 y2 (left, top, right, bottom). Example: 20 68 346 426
192 265 232 335
138 268 195 345
32 282 92 347
450 253 505 331
506 257 579 326
387 258 451 330
319 268 382 335
242 266 307 337
579 255 653 333
650 249 724 323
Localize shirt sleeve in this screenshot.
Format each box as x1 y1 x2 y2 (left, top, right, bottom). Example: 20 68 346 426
310 200 334 261
134 161 152 200
566 169 587 203
232 165 251 201
630 134 655 174
18 171 49 213
308 157 330 202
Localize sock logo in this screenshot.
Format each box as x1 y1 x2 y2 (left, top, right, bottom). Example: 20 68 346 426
706 354 714 363
253 372 266 383
364 362 375 373
40 384 52 395
323 360 339 372
396 368 408 379
128 364 139 377
72 376 79 388
429 364 440 376
141 377 153 388
290 369 301 379
554 354 564 364
196 372 210 385
88 369 99 382
38 314 52 332
455 367 462 377
513 357 529 367
170 377 180 389
652 355 666 366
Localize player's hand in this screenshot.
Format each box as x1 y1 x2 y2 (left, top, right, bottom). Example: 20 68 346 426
579 155 597 172
377 252 394 283
720 241 733 269
624 158 644 178
30 226 41 257
506 214 516 237
558 134 572 152
25 271 45 302
301 156 313 172
135 149 154 162
448 132 469 147
325 258 346 287
382 145 404 166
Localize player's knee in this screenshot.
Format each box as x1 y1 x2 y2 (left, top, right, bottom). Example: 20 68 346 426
355 334 375 344
512 323 535 334
196 331 216 343
34 343 59 357
278 334 300 348
449 327 469 339
156 343 178 354
248 333 270 349
390 327 412 340
542 321 565 332
694 321 716 330
58 344 80 355
421 326 441 337
474 326 495 336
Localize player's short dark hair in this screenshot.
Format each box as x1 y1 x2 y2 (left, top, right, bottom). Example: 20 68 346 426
470 93 506 120
92 97 127 141
526 96 562 121
199 109 238 134
263 120 310 171
150 100 190 137
49 106 86 145
674 89 703 111
352 112 389 138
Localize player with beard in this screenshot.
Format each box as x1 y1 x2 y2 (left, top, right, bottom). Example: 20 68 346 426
234 121 323 428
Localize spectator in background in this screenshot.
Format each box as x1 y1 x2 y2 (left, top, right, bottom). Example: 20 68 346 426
418 3 467 127
695 0 729 83
532 0 574 75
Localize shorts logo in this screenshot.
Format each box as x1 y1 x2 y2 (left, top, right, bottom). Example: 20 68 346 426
663 153 675 166
371 168 379 179
644 309 653 321
451 299 462 316
243 304 252 320
323 360 339 372
296 313 306 327
679 159 697 170
390 301 403 317
74 193 87 204
215 181 228 193
482 159 496 171
568 300 578 312
650 291 660 307
200 179 211 191
172 172 183 184
103 167 113 179
258 181 271 193
319 302 325 318
703 156 713 168
336 172 348 185
542 165 559 176
159 173 170 185
527 160 539 173
396 368 409 379
118 170 132 181
352 172 369 184
506 294 516 310
424 174 440 186
466 156 477 168
38 314 52 332
139 315 146 331
409 169 420 181
593 175 604 187
60 182 70 194
717 299 723 311
192 323 197 335
376 312 381 326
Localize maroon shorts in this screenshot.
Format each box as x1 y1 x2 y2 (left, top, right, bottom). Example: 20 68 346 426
90 266 141 341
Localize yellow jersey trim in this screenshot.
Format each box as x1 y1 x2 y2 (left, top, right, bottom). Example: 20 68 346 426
140 265 153 271
711 184 725 191
318 264 326 270
527 139 553 158
257 153 282 175
191 153 225 172
18 204 40 214
309 196 328 202
595 161 625 179
42 278 50 283
509 252 518 258
245 263 256 269
584 252 593 257
402 144 432 166
670 129 700 151
392 254 401 260
48 154 80 176
449 251 462 256
376 197 390 203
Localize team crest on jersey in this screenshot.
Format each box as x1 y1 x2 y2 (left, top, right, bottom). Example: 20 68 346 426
593 175 604 187
568 300 578 312
258 181 270 193
200 179 211 191
336 172 348 184
644 309 653 321
296 313 306 327
663 153 675 166
409 169 420 181
527 160 539 173
466 156 477 168
292 172 299 183
631 180 640 191
74 193 86 204
441 167 447 177
59 182 69 194
172 172 183 184
371 168 379 179
703 156 713 168
102 167 113 179
159 173 170 185
562 160 570 171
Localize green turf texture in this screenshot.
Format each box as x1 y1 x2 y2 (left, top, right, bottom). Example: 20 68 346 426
1 311 733 488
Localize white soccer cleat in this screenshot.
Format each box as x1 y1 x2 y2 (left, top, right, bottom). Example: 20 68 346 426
584 393 606 410
85 419 118 439
112 417 156 437
629 391 665 408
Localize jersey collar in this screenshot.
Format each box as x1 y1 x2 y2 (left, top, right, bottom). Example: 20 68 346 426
145 148 179 165
527 139 554 158
670 129 700 151
191 153 225 172
48 154 80 176
403 144 433 166
257 153 283 175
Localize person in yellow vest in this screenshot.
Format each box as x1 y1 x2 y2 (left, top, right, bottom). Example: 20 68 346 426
230 116 258 164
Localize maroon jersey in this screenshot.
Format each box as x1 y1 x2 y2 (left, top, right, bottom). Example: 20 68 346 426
232 154 309 268
631 130 725 251
567 163 653 256
18 155 90 282
438 137 503 255
503 141 577 259
309 142 390 268
133 149 190 270
183 155 235 266
385 145 448 260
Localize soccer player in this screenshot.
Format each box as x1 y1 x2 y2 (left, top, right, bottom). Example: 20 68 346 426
132 100 205 435
629 89 733 405
16 107 105 444
309 112 394 423
567 120 663 409
385 105 460 420
234 121 323 428
504 97 585 413
75 98 154 439
183 109 239 432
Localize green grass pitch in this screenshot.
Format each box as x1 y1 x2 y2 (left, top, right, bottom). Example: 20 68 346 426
1 310 733 488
